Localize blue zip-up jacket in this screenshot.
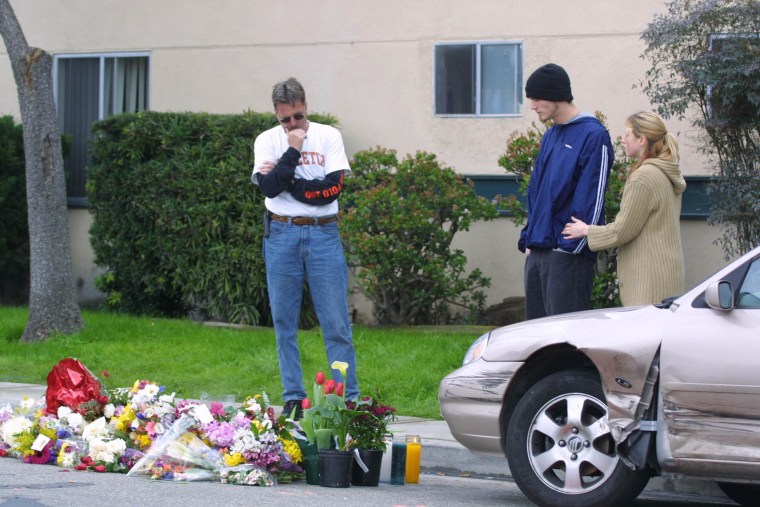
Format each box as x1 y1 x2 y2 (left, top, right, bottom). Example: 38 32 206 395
518 114 613 260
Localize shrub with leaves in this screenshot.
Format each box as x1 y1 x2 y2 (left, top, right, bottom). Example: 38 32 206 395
498 113 632 308
88 111 336 325
341 148 499 324
640 0 760 259
0 116 28 305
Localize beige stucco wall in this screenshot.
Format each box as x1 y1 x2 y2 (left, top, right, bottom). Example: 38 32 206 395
1 0 727 318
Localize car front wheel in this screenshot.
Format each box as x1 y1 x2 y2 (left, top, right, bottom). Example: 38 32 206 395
506 369 650 507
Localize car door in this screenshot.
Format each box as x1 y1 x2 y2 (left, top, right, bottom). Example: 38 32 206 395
658 254 760 478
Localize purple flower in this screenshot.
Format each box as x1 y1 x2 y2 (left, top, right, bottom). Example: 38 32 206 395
204 421 236 448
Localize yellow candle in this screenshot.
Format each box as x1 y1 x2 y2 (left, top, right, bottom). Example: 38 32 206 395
405 436 421 484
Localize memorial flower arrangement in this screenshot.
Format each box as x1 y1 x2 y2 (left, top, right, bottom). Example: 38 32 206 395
0 358 304 487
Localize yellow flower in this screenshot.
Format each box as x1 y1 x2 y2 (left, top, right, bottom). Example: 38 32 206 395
281 437 302 464
224 452 246 467
115 405 135 433
331 361 349 379
137 433 152 449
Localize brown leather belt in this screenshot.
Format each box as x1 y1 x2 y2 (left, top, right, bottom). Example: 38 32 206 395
270 213 337 226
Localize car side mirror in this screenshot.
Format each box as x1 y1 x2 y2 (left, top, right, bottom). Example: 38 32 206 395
705 281 734 310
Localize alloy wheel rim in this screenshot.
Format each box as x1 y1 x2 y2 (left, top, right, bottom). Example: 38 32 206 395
526 392 619 494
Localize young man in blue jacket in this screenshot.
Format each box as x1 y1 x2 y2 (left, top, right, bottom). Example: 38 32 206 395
518 63 613 320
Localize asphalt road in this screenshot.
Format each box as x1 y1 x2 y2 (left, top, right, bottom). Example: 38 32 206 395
0 457 738 507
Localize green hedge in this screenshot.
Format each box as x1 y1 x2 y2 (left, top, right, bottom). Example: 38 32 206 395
88 111 336 325
0 116 29 305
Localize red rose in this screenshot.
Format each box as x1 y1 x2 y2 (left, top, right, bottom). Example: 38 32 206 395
0 449 6 457
315 372 325 385
93 465 106 473
301 398 311 409
75 464 88 471
324 379 336 394
336 382 344 397
102 370 110 378
80 456 93 465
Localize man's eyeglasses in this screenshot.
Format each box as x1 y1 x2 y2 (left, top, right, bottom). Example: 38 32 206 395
279 113 305 124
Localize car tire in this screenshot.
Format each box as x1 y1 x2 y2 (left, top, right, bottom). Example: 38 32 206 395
717 482 760 506
506 369 650 507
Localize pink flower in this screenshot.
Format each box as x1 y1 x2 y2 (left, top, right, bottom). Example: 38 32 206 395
301 399 311 409
210 402 226 417
324 380 336 394
315 372 325 385
336 382 344 397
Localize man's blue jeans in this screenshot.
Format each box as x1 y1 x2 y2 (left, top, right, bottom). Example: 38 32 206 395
264 219 359 401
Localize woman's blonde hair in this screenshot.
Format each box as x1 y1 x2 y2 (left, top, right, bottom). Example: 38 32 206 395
625 111 679 169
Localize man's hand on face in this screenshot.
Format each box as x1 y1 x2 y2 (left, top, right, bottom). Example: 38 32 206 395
288 128 307 152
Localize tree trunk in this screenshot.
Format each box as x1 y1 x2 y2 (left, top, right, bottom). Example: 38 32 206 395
0 0 84 341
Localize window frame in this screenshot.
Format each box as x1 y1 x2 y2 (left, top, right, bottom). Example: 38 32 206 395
433 40 523 118
53 52 151 207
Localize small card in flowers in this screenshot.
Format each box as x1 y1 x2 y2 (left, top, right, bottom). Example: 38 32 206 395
193 404 214 424
31 434 51 452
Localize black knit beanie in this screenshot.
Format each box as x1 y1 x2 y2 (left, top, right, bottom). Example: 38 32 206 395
525 63 573 102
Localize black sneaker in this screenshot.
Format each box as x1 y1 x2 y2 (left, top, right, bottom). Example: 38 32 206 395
281 399 303 420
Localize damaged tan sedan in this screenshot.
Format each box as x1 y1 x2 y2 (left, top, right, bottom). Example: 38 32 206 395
439 245 760 507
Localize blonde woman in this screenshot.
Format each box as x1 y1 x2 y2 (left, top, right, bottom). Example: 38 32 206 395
562 111 686 306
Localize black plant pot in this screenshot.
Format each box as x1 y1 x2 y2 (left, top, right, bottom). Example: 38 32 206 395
351 448 383 486
318 449 354 488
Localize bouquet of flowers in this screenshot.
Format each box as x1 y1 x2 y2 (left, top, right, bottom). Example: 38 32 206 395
300 361 364 451
205 393 303 483
127 414 224 481
112 379 177 451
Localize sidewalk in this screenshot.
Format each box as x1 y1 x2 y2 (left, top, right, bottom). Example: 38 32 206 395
0 382 732 503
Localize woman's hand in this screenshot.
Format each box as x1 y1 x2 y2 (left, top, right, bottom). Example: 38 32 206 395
562 216 590 239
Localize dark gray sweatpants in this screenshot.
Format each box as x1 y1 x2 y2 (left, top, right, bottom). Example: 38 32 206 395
524 248 595 320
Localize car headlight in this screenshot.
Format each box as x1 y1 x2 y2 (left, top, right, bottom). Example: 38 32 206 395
462 331 491 366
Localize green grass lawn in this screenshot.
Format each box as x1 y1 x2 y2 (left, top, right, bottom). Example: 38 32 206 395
0 307 488 419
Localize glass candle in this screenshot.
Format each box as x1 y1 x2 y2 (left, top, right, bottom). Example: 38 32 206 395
390 436 407 485
405 434 421 484
379 433 393 483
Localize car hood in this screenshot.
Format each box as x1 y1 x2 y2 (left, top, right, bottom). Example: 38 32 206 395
482 304 670 438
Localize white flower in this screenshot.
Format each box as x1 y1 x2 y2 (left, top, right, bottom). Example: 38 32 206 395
67 413 85 433
103 404 115 419
82 417 110 442
88 438 113 463
57 406 73 419
106 438 126 456
131 383 160 405
159 392 175 404
19 397 37 411
0 416 32 447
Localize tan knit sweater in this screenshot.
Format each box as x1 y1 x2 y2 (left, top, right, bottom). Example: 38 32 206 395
587 158 686 306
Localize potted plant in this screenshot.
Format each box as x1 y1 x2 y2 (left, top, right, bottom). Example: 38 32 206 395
299 361 363 487
347 390 397 486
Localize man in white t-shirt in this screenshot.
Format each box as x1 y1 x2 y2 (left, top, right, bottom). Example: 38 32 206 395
251 77 358 419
